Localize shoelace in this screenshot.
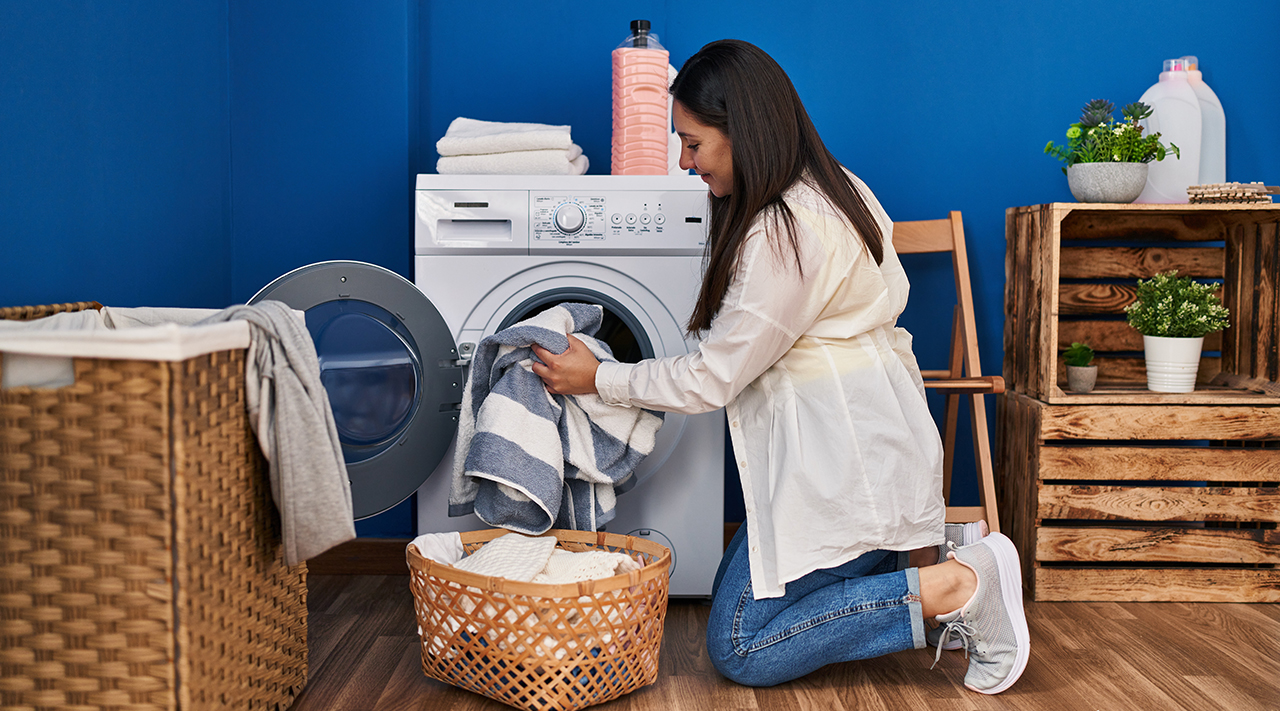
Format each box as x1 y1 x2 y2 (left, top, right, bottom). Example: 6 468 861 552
930 618 976 669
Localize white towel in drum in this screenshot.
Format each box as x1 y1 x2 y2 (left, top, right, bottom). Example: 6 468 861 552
448 303 662 534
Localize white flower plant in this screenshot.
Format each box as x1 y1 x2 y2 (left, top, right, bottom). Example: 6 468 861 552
1124 270 1231 338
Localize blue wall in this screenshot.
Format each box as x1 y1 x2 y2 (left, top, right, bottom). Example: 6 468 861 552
3 1 1278 536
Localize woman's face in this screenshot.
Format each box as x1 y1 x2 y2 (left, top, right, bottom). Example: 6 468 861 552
674 101 733 197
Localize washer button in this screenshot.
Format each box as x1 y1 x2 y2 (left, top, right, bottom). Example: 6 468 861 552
654 213 666 225
639 213 652 225
625 213 638 225
611 213 623 225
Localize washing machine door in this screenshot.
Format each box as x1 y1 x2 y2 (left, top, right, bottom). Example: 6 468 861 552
250 261 463 519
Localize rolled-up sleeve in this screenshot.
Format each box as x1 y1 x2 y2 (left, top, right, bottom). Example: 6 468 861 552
594 215 839 414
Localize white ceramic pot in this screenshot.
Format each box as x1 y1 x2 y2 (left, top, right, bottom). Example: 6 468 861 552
1066 364 1098 393
1143 335 1204 393
1067 162 1149 203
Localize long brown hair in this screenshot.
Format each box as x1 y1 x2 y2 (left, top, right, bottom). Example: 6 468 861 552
672 39 884 334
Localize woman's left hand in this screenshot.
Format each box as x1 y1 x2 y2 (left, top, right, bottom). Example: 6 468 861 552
531 336 601 395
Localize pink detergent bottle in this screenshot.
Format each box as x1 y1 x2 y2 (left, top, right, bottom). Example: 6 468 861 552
612 20 670 175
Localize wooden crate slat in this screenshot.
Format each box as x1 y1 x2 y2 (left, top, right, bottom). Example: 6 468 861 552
1252 221 1278 382
1052 354 1221 387
1058 283 1136 316
995 392 1040 594
1034 567 1280 602
1037 485 1280 522
1036 526 1280 564
1038 403 1280 440
1059 283 1224 317
1040 205 1058 400
1058 246 1224 280
1057 320 1223 353
1039 445 1280 482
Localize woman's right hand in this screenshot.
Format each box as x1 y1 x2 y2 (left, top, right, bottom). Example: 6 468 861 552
531 336 600 395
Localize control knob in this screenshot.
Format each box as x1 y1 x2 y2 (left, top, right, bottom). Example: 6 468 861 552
553 203 586 235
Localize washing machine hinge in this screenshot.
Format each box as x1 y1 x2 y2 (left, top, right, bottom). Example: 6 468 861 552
453 341 476 367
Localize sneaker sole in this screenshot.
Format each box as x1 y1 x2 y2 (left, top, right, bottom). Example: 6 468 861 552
965 532 1030 695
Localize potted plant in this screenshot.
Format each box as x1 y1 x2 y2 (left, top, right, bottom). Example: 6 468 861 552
1124 270 1231 393
1062 341 1097 393
1044 99 1180 203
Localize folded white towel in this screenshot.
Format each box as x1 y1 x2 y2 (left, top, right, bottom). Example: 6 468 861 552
437 144 588 175
453 533 558 582
436 117 573 156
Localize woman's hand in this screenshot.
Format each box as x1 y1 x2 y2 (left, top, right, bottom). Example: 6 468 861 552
531 336 600 395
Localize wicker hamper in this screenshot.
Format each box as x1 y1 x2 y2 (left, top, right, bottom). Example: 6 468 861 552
408 529 671 711
0 302 307 710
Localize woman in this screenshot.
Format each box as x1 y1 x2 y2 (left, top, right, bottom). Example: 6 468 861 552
532 39 1029 694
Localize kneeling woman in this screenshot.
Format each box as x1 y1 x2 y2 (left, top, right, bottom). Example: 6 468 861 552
533 39 1029 695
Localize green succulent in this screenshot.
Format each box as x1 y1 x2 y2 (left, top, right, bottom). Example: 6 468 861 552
1079 99 1115 128
1062 342 1095 367
1045 98 1180 171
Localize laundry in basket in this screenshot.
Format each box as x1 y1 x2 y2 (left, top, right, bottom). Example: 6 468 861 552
407 529 671 711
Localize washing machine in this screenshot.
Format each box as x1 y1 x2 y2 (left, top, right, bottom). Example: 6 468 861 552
412 173 723 597
252 173 724 597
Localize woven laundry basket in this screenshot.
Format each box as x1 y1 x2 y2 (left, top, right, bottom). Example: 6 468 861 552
407 528 671 711
0 302 308 711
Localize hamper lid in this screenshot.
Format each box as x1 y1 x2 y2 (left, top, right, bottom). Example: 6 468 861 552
0 317 251 361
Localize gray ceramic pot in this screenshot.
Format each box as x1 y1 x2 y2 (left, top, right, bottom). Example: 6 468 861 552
1066 364 1098 393
1067 162 1149 203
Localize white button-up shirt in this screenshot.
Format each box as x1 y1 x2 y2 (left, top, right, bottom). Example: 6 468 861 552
596 173 945 599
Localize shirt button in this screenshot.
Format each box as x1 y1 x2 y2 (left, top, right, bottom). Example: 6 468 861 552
731 420 739 428
739 460 747 468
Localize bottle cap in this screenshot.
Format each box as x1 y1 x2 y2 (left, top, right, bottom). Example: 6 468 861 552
1181 55 1199 70
631 19 651 34
1163 58 1189 72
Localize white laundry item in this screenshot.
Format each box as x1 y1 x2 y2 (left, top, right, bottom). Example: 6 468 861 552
436 145 588 175
436 117 573 156
531 548 642 585
452 533 558 581
408 532 464 566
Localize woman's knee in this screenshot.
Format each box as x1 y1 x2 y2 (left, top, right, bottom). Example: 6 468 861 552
705 616 789 687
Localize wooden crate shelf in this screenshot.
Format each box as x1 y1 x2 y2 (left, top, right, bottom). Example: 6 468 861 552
996 390 1280 602
1000 203 1280 603
1004 202 1280 404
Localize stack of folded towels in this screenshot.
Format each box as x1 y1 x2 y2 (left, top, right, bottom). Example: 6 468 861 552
436 117 589 175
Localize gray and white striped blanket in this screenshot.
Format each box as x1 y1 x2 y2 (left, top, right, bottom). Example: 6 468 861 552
448 303 663 534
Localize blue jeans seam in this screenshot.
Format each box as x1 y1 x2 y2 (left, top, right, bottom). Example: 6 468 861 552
732 592 914 656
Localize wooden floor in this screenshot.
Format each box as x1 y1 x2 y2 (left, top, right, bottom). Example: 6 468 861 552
286 573 1280 711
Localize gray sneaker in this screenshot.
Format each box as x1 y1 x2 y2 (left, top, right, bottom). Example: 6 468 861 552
926 520 990 651
930 532 1030 695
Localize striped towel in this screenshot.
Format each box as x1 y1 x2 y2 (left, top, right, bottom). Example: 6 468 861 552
448 303 663 534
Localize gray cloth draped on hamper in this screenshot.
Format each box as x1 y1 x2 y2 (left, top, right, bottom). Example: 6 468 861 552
194 301 355 565
0 302 356 564
448 303 663 534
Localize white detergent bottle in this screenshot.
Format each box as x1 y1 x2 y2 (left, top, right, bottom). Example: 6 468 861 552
1136 58 1201 204
612 20 671 175
1182 55 1226 184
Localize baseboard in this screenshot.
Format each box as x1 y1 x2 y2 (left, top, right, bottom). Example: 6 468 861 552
311 527 741 575
308 538 412 575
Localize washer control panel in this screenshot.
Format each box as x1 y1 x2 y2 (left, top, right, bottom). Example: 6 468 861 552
531 190 705 254
416 175 709 255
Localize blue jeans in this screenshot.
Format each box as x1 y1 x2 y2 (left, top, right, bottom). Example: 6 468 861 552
707 523 925 687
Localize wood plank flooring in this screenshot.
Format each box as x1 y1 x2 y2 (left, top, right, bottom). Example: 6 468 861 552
287 574 1280 711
